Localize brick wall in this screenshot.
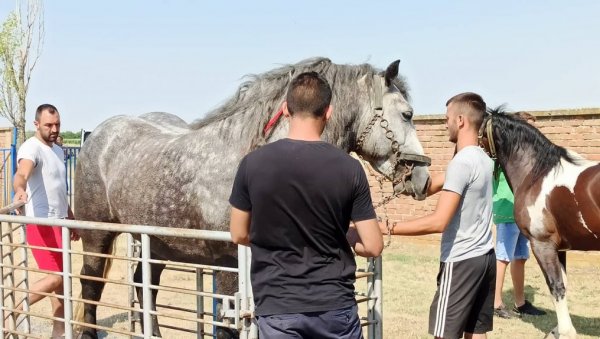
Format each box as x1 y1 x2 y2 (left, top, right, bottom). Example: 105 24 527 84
0 128 13 149
369 108 600 222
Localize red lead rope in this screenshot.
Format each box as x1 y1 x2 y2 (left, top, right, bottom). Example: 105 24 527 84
263 109 284 135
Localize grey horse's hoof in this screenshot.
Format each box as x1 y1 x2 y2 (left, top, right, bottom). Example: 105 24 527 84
216 327 239 339
79 331 98 339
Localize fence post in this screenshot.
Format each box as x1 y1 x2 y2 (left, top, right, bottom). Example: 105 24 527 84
19 223 30 334
0 222 7 333
127 234 138 333
62 226 73 339
196 268 205 338
141 234 153 339
376 256 383 338
10 128 17 201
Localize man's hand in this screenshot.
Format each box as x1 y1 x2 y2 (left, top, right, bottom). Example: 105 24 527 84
14 190 27 203
70 229 80 241
13 189 28 215
13 158 34 215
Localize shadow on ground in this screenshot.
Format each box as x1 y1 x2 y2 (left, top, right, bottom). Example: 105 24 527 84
502 285 600 338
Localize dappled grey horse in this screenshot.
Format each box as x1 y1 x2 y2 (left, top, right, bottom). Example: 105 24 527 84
74 57 431 338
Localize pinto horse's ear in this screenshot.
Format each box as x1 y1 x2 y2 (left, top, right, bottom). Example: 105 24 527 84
384 60 400 87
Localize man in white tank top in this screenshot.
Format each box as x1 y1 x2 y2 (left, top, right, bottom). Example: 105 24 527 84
10 104 78 338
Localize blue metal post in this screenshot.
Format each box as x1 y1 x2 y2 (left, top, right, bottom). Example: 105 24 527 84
10 127 17 201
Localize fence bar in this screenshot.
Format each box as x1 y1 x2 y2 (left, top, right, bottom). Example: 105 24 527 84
0 221 7 334
367 257 383 339
62 226 73 339
127 233 138 333
237 245 257 339
141 234 153 338
0 215 232 242
1 214 384 338
3 222 17 334
196 268 205 338
17 222 30 334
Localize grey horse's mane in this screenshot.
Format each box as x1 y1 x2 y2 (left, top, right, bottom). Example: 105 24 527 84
190 57 410 149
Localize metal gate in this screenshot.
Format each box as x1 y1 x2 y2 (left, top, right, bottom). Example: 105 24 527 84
1 216 383 338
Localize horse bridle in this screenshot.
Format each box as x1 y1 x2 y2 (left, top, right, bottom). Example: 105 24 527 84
478 116 497 160
355 75 432 191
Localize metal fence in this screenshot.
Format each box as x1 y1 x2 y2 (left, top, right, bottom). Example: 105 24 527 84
63 147 80 207
0 148 15 208
1 216 383 338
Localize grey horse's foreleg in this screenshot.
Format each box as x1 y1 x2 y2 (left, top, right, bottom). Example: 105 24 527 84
79 231 118 339
134 261 165 337
530 240 576 339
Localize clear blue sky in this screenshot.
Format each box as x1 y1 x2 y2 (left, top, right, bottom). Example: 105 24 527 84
1 0 599 132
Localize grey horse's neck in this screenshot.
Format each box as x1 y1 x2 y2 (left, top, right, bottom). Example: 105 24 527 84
189 58 384 154
192 86 371 155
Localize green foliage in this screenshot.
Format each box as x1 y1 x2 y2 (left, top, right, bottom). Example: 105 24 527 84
0 2 44 145
25 130 82 140
61 130 81 139
0 12 19 55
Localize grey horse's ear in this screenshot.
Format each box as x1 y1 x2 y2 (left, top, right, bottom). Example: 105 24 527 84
384 60 400 87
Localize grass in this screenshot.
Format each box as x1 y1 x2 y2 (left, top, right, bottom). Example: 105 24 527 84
380 236 600 338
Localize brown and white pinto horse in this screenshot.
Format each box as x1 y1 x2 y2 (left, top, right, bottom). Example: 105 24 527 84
479 109 600 339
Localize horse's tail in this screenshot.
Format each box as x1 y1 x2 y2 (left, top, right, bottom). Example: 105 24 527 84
73 238 117 331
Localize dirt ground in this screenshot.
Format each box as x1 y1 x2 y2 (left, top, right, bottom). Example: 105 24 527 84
4 230 600 338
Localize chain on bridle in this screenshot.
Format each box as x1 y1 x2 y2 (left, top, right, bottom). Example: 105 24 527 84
354 75 431 246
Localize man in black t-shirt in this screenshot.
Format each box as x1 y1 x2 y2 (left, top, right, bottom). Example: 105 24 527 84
229 72 383 339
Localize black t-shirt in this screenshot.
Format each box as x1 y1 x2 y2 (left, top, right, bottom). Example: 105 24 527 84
229 138 376 316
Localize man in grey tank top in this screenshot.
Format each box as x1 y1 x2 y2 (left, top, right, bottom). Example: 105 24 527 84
384 92 495 339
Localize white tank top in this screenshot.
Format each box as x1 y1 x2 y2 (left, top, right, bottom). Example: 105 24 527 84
17 137 68 218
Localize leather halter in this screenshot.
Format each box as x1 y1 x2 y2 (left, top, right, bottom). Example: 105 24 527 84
356 76 431 190
479 117 497 159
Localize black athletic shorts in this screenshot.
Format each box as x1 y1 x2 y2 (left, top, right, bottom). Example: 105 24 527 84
429 249 496 339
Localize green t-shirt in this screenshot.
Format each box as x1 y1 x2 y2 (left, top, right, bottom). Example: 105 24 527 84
492 169 515 224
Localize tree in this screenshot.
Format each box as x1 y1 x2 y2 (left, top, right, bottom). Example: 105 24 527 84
0 0 44 145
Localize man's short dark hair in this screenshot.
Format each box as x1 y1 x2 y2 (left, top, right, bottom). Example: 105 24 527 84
35 104 59 121
446 92 487 129
286 72 332 118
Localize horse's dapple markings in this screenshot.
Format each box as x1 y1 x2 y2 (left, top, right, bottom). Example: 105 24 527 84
74 57 431 339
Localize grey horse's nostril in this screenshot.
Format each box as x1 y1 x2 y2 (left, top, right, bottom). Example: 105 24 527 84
402 110 413 120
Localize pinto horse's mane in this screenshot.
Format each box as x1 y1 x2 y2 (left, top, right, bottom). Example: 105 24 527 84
487 107 576 183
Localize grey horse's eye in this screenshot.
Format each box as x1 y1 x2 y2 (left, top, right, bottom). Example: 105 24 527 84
402 110 413 121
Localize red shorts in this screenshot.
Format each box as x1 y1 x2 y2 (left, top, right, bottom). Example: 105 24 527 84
26 224 63 272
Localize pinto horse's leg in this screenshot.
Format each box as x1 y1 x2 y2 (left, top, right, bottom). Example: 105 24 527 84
530 240 576 339
134 260 165 337
78 231 118 339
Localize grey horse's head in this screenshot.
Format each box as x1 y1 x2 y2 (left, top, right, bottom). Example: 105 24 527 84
194 57 431 200
352 60 430 200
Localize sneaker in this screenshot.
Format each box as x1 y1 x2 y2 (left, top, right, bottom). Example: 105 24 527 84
494 304 512 319
513 300 547 316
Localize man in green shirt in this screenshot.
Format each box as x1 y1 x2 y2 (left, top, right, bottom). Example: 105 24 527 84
493 112 546 318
